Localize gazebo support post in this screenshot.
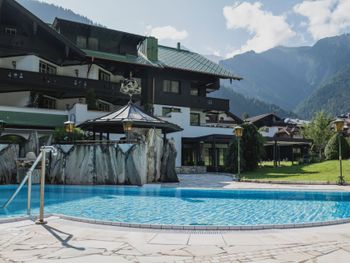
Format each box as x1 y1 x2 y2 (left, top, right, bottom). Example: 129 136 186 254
212 137 218 172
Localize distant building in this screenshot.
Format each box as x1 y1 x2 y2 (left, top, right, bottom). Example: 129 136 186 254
0 0 242 172
245 113 312 165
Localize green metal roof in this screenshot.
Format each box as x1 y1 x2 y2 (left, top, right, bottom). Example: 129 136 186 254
82 47 241 80
0 111 67 128
82 49 160 68
157 46 241 79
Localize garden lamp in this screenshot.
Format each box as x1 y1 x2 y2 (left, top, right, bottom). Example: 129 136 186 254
234 126 244 181
64 120 75 133
334 118 345 185
334 118 345 132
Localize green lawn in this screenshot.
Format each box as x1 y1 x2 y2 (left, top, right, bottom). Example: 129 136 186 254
242 160 350 183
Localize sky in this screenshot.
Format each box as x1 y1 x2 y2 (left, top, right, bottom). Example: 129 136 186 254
39 0 350 58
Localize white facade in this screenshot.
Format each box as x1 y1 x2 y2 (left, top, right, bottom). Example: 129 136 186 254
153 104 236 167
0 54 125 83
1 54 237 168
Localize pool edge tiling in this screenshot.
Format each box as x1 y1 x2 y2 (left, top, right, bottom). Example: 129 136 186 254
2 214 350 231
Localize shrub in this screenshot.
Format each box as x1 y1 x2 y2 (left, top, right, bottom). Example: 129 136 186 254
324 133 350 160
302 111 333 160
53 127 85 143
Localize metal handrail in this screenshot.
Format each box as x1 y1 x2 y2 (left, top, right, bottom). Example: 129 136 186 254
3 152 43 211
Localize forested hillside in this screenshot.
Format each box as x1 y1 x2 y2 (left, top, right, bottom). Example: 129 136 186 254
296 65 350 119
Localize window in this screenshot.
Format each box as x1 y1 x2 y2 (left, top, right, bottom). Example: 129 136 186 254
99 70 111 81
190 113 201 126
39 61 57 75
163 80 180 94
97 101 110 112
162 107 181 116
206 113 219 123
76 35 87 49
190 87 199 96
5 27 16 36
42 96 56 109
88 37 99 50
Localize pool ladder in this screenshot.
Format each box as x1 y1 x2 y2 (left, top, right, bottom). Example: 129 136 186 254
2 146 57 216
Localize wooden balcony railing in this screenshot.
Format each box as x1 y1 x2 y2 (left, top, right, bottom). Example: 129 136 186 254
0 68 131 102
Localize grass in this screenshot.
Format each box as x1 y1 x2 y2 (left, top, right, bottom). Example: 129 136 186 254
242 160 350 183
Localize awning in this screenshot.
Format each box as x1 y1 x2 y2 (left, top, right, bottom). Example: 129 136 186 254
264 137 313 146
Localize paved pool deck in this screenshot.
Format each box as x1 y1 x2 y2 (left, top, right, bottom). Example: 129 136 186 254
165 174 350 191
2 174 350 262
2 217 350 263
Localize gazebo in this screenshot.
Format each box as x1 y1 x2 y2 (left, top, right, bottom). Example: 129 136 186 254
78 102 183 140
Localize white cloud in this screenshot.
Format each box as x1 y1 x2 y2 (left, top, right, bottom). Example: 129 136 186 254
205 46 222 57
223 2 296 57
146 25 188 41
294 0 350 40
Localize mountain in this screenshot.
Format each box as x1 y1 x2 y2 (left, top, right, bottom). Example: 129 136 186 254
296 65 350 119
220 34 350 113
212 88 296 119
16 0 96 24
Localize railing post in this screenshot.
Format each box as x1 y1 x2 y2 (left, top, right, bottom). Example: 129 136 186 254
27 171 32 216
36 149 47 225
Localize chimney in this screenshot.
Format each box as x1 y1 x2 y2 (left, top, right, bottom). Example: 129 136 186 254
177 42 181 50
143 37 158 61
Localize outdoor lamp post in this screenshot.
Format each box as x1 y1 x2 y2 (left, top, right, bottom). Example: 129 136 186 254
334 118 345 185
64 114 76 142
123 120 133 141
64 120 75 142
64 121 75 133
234 126 244 181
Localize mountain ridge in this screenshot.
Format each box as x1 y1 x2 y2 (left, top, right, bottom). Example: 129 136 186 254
219 33 350 117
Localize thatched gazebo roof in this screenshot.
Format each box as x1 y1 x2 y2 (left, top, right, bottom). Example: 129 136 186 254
78 102 183 134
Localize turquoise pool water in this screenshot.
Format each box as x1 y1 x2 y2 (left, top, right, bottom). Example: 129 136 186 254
1 185 350 226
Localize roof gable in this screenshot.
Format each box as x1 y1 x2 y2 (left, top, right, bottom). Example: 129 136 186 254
1 0 85 62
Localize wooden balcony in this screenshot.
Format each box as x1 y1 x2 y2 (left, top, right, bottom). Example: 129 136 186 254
0 67 131 103
189 96 229 111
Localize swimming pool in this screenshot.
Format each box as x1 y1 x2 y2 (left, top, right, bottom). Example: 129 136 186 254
1 185 350 227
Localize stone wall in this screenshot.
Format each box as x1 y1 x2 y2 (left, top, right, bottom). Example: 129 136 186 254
47 129 178 186
0 129 179 186
0 144 19 184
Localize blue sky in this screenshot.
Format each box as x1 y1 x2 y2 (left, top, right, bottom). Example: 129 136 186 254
39 0 350 58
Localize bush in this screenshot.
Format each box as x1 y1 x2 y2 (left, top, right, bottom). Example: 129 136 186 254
225 123 265 175
53 127 86 143
324 133 350 160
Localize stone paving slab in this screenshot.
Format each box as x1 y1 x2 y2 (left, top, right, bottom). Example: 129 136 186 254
1 217 350 262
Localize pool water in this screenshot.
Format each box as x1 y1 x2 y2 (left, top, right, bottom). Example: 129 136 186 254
1 185 350 226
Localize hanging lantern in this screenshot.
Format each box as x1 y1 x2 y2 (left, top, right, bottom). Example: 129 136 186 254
122 120 133 133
